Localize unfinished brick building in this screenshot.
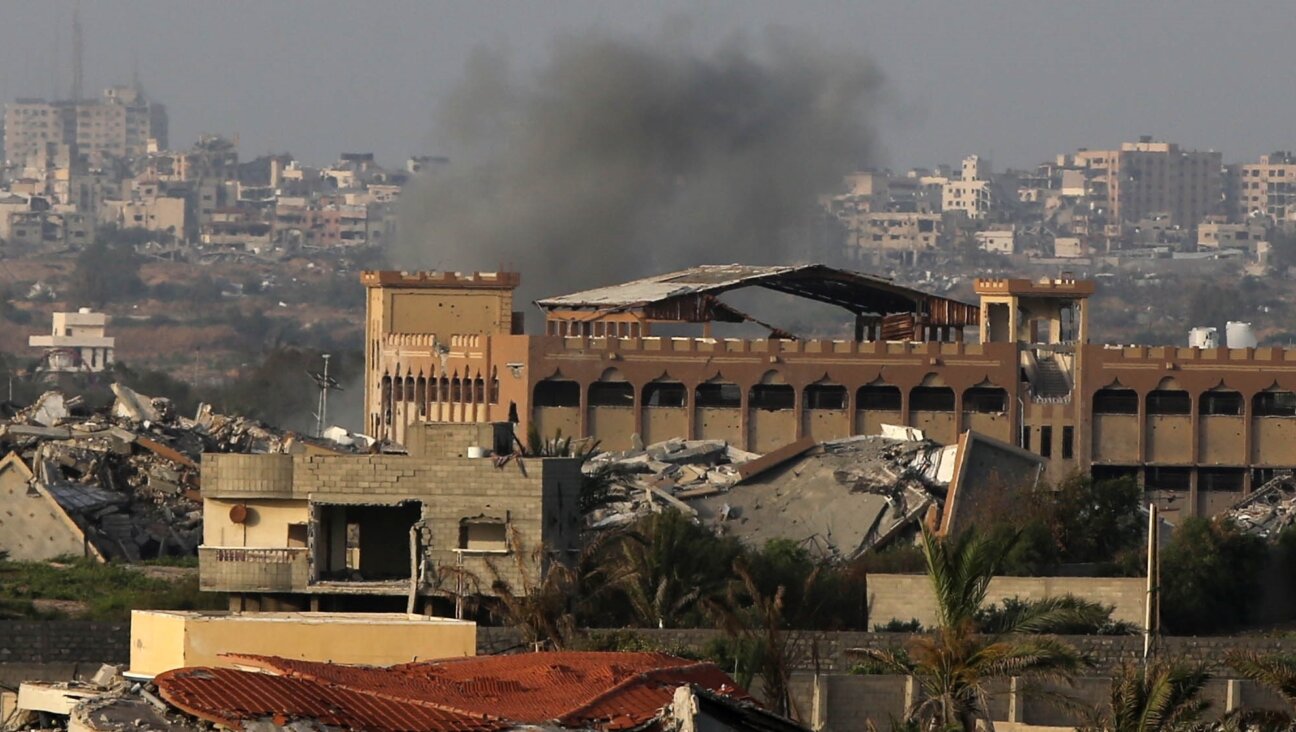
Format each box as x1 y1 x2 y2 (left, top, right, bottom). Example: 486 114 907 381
364 264 1296 522
199 422 582 612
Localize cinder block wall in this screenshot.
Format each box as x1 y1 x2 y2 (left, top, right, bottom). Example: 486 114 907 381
868 574 1148 628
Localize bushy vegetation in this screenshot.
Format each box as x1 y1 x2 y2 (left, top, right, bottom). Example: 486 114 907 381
1159 517 1268 635
0 557 223 621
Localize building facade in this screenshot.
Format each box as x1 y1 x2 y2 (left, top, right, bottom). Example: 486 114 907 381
1075 139 1222 232
29 307 115 373
199 421 582 611
363 265 1296 524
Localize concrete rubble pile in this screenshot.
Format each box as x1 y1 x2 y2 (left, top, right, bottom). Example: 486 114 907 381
4 664 202 732
583 429 959 560
582 438 761 529
0 385 307 561
1225 471 1296 540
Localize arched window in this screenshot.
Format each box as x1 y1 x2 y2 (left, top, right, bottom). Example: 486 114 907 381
963 385 1007 413
857 383 901 410
696 380 741 408
643 380 687 408
805 383 847 410
533 379 580 407
1093 387 1138 415
1200 389 1242 416
589 370 634 407
910 386 954 412
749 372 793 411
1254 388 1296 417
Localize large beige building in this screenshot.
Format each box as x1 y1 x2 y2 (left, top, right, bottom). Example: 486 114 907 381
941 155 994 220
3 85 167 168
1074 138 1221 232
1235 151 1296 222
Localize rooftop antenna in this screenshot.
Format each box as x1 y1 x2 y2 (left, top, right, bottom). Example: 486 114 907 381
71 0 83 102
310 353 342 438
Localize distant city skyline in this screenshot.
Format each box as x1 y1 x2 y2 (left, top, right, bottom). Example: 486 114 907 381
0 2 1293 171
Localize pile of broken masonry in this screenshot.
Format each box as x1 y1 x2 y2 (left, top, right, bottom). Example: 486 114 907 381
0 385 323 562
6 663 203 732
582 427 959 561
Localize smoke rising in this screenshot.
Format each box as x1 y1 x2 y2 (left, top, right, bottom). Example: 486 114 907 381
393 29 882 305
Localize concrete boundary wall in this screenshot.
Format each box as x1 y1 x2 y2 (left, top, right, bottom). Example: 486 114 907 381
868 573 1148 628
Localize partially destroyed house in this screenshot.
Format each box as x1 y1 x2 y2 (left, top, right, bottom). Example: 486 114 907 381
363 264 1296 520
200 422 582 612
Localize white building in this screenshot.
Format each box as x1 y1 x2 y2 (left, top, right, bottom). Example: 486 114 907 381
29 308 115 373
942 155 994 220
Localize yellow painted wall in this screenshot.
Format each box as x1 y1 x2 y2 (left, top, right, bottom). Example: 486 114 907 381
387 290 510 337
130 611 476 678
963 412 1012 443
1147 416 1192 464
910 411 957 445
588 407 635 451
532 406 581 442
1092 414 1139 463
750 409 796 452
203 499 308 548
855 410 902 436
803 409 850 442
1253 418 1296 465
1199 416 1245 465
695 408 742 446
643 408 688 444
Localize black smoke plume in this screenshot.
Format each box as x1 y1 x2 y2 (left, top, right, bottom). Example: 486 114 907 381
393 29 882 306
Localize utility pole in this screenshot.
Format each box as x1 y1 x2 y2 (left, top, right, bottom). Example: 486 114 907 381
1143 502 1159 663
311 354 340 438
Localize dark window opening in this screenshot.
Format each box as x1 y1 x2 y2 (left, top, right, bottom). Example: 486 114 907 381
316 502 420 581
805 384 847 410
1040 426 1053 458
1145 466 1191 491
643 382 687 408
1199 468 1245 492
1021 426 1031 451
1094 388 1139 415
533 380 580 407
1201 390 1243 416
1254 390 1296 417
589 381 634 407
696 382 741 408
963 386 1007 413
858 385 902 411
750 384 795 411
910 386 955 412
1147 390 1191 415
1062 426 1075 460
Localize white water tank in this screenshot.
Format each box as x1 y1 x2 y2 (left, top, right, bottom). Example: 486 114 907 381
1188 327 1218 349
1226 321 1258 349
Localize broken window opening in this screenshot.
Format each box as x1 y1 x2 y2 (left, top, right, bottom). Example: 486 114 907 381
1254 390 1296 417
589 382 634 407
1039 425 1053 458
749 384 794 411
963 386 1007 413
1199 468 1245 492
857 384 902 411
490 377 500 404
1145 466 1190 491
1093 388 1139 415
1147 390 1191 415
1200 390 1243 416
1092 465 1140 484
315 502 421 582
534 379 580 407
910 386 955 412
696 382 741 408
643 382 687 408
451 377 462 403
805 384 847 410
1062 425 1075 459
458 517 509 552
404 378 415 402
473 377 485 404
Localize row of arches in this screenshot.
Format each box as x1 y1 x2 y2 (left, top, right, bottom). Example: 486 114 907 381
379 370 501 426
533 377 1010 414
1093 384 1296 417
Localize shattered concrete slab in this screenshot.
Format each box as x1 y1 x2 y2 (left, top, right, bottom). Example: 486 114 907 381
1226 471 1296 540
693 435 950 561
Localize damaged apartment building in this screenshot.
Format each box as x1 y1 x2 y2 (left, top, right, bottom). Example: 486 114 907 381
200 421 582 612
359 264 1296 523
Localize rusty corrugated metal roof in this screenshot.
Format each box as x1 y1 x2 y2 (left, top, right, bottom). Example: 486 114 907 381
155 651 753 732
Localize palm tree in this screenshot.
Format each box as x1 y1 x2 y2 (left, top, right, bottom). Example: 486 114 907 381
855 528 1090 732
1225 651 1296 728
1081 660 1211 732
611 509 742 628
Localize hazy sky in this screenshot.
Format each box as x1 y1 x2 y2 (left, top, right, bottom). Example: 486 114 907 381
1 1 1291 171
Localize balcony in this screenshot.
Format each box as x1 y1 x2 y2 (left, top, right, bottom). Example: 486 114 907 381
199 546 308 593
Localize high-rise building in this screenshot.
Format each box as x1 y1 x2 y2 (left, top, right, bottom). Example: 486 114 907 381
1074 138 1221 233
3 85 167 168
1234 151 1296 223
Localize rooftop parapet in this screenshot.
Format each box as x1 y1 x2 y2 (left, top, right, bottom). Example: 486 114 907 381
360 270 520 289
974 277 1096 297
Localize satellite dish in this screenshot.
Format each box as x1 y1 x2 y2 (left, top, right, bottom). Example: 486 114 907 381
229 504 249 524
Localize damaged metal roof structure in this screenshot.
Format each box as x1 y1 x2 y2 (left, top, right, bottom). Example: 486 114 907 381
1226 471 1296 540
152 652 802 732
536 264 979 340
